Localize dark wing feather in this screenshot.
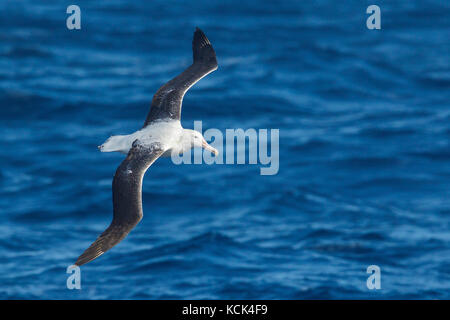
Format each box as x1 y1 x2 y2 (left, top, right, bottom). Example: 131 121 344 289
75 141 164 266
143 27 218 125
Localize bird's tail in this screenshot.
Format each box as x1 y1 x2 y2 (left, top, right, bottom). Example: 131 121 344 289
192 27 218 68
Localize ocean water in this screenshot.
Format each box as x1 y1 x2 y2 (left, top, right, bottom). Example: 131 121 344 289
0 0 449 299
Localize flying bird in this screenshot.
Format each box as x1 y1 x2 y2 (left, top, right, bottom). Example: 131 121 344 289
75 28 219 266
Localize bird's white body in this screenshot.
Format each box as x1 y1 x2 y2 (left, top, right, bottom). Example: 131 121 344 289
100 119 183 155
99 119 217 157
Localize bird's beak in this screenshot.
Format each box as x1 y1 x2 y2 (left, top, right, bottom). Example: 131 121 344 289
202 140 219 156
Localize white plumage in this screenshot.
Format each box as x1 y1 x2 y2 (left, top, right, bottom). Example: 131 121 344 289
99 119 217 157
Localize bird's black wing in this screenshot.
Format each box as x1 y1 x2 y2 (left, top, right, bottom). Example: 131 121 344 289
75 141 165 266
143 27 218 125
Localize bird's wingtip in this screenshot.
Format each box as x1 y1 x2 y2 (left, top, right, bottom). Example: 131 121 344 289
192 27 216 66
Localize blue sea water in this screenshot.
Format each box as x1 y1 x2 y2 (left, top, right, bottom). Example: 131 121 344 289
0 0 449 299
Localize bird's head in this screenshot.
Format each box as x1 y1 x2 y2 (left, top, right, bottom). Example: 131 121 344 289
183 129 218 156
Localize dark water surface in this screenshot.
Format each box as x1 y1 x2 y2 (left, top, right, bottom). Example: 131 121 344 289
0 1 449 299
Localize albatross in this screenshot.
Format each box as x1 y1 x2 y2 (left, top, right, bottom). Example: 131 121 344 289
75 28 219 266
